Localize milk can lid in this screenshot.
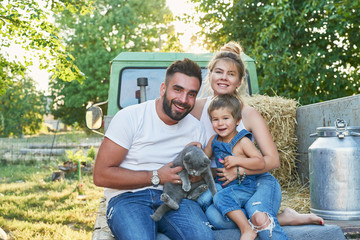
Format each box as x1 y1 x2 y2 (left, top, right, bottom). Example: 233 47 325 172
316 126 360 137
314 119 360 137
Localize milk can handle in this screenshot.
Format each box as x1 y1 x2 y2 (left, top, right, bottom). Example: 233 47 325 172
335 119 347 139
335 118 347 130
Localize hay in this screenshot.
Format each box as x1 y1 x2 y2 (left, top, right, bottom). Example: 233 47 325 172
243 94 300 186
242 94 311 212
280 181 311 213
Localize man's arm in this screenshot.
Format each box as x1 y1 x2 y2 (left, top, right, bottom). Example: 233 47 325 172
93 137 183 189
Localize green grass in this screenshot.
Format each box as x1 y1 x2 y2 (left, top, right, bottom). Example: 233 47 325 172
0 160 103 240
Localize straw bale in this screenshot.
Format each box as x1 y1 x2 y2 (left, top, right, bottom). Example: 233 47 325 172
243 94 300 186
280 181 311 213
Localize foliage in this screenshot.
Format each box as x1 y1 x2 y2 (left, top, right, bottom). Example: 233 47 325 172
65 148 95 165
189 0 360 104
0 77 46 137
49 0 175 127
0 0 93 95
87 146 96 162
0 55 25 95
65 150 87 165
161 32 185 52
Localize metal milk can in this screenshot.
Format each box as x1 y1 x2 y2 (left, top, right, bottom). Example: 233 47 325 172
308 119 360 220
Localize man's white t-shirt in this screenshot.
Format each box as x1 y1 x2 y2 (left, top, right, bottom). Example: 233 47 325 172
104 99 206 204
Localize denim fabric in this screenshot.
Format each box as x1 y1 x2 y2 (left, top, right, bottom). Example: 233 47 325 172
244 172 281 217
212 129 256 187
213 183 256 221
197 184 222 213
107 189 214 240
198 173 289 239
245 173 289 239
158 224 346 240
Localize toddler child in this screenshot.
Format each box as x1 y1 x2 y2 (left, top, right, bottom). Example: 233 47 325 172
203 94 266 240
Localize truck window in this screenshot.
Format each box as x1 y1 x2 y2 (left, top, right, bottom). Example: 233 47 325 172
118 67 209 109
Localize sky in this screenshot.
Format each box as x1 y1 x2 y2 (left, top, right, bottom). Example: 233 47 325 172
4 44 51 93
21 0 202 93
166 0 203 52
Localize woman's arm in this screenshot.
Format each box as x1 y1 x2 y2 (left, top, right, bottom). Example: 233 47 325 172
203 135 215 158
242 105 280 172
191 98 207 120
217 104 280 185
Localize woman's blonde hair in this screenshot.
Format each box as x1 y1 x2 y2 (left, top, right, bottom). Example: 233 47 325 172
201 41 249 97
220 41 243 55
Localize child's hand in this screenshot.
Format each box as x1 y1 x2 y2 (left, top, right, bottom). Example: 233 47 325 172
223 156 239 169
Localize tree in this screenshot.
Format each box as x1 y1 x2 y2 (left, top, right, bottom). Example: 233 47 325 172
189 0 360 104
0 76 46 137
50 0 175 127
0 0 93 94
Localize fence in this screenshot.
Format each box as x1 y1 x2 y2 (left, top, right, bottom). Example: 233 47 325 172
0 133 103 163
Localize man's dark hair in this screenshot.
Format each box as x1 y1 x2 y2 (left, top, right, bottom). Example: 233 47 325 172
165 58 202 87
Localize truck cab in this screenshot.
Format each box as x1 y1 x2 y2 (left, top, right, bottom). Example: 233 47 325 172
86 52 259 133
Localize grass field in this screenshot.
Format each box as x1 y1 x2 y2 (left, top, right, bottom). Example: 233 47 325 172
0 132 104 240
0 161 103 240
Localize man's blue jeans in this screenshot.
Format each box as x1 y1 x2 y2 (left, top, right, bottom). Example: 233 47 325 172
107 189 214 240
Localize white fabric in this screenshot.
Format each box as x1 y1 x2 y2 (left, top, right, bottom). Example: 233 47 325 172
104 99 206 204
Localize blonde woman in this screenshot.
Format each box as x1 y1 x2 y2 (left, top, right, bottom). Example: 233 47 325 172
192 42 323 239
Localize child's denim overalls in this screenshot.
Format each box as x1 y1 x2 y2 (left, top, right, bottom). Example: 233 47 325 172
211 129 256 188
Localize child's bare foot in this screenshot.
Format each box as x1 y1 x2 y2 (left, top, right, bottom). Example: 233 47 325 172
278 208 324 226
240 230 257 240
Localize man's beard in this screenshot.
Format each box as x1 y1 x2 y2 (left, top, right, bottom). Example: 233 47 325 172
162 93 193 121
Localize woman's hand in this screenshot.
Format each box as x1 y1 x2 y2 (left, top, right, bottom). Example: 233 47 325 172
217 161 242 186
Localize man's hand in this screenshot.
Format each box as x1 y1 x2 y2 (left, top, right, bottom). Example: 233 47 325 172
158 162 183 185
185 142 203 148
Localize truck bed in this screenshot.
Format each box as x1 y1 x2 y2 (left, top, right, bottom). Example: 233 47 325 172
92 197 347 240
